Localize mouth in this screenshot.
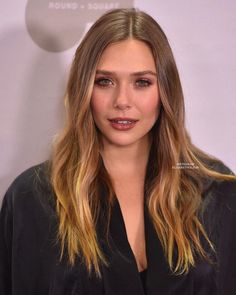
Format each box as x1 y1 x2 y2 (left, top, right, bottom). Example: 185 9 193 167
108 118 138 124
108 118 138 130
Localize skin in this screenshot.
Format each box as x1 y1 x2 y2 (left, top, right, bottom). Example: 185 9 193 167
91 39 160 149
91 39 161 272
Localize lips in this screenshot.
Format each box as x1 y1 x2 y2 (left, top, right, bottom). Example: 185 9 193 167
110 119 137 124
108 118 138 130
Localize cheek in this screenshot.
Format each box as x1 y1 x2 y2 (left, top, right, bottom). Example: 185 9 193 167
91 92 111 121
91 92 104 115
140 93 161 119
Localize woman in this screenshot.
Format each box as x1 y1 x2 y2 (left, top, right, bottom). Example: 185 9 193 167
0 8 236 295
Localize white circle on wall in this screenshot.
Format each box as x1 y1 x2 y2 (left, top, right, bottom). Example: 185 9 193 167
25 0 134 52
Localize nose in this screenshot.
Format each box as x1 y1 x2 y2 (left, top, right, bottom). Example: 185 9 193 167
113 83 132 110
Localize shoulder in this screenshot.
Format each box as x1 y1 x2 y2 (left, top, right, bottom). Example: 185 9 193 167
202 158 235 195
208 159 234 176
201 160 236 228
1 161 55 219
213 177 236 217
200 159 236 217
6 161 51 194
0 163 60 294
204 160 235 201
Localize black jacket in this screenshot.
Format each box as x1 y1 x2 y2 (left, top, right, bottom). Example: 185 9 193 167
0 162 236 295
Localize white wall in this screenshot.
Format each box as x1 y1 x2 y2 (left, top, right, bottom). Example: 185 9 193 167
1 0 235 202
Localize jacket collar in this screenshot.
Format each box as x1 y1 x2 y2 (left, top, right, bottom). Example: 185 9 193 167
97 198 187 294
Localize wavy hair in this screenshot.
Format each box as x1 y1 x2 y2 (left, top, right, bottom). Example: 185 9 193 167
51 8 236 276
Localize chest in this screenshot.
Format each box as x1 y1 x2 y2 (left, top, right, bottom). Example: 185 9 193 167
117 199 147 272
12 192 218 295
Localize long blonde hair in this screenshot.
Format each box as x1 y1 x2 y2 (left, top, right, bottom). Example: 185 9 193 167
51 8 236 276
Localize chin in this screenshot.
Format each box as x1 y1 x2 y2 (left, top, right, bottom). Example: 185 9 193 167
103 134 149 149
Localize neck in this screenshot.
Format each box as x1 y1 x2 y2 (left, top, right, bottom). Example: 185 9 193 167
101 139 150 180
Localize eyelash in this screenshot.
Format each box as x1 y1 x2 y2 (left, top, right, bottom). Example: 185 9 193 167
135 79 152 87
94 78 152 88
94 78 113 87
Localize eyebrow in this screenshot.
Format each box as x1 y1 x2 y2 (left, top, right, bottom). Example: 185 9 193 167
95 70 157 77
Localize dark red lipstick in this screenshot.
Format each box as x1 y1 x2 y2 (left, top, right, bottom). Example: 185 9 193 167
108 117 138 131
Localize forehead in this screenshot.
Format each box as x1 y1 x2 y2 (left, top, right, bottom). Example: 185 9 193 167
96 39 156 72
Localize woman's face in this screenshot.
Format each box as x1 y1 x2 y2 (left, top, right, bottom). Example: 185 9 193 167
91 39 161 149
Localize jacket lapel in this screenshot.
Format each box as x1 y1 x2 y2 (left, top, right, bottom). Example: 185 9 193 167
144 205 191 295
99 199 145 295
97 196 190 295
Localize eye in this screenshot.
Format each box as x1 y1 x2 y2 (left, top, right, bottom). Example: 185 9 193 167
135 79 152 88
94 78 113 87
